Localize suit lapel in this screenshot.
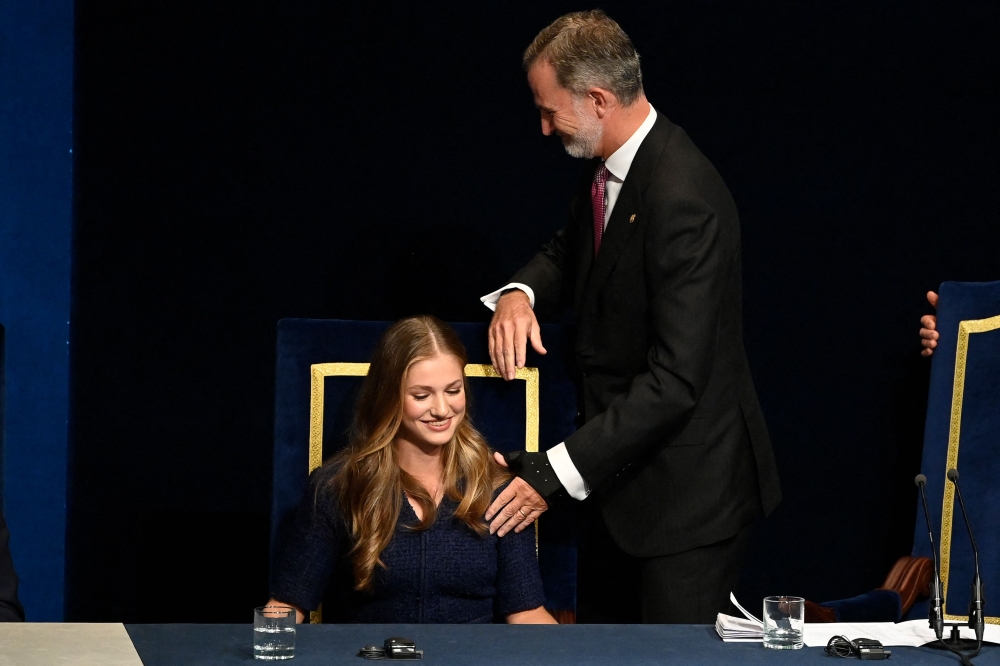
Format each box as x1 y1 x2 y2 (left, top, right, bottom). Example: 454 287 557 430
579 116 673 311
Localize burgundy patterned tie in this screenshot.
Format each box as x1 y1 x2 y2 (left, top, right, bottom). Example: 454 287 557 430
591 164 609 256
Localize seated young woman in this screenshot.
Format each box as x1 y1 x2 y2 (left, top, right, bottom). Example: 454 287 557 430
268 316 556 624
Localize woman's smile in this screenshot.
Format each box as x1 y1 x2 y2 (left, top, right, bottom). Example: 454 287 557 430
421 417 453 431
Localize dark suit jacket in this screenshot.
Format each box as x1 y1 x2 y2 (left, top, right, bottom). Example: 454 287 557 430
511 113 781 558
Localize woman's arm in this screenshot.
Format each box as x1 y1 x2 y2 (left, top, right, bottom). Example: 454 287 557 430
270 467 343 620
265 598 306 624
506 605 558 624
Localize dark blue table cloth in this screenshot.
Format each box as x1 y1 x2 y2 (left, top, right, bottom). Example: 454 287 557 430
126 623 1000 665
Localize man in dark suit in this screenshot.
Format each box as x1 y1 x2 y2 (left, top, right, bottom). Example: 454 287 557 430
483 10 781 623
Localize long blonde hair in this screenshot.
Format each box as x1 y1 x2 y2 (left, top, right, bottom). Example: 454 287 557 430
323 316 508 591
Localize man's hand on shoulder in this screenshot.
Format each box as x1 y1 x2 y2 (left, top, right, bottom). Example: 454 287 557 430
920 290 939 357
489 289 547 380
486 452 549 537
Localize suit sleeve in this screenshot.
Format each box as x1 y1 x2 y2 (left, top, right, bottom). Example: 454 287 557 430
565 195 730 491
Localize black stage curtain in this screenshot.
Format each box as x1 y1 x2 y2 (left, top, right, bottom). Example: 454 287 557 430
69 0 1000 621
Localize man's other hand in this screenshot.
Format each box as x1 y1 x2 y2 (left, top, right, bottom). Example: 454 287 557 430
486 452 548 536
920 291 939 357
488 289 546 380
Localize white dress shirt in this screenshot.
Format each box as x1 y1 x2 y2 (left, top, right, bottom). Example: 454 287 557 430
481 104 658 500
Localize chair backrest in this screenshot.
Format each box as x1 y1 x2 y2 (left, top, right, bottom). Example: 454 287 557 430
270 319 579 615
912 280 1000 625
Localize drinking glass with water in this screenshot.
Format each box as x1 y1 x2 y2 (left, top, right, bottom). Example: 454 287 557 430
254 605 296 660
762 596 804 649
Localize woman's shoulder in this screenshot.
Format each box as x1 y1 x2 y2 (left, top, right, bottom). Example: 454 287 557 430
301 461 347 518
309 459 341 485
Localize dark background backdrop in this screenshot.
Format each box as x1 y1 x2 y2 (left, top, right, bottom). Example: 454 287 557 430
67 1 999 621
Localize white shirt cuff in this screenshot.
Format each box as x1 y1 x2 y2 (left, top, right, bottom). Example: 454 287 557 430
546 443 590 500
480 283 535 311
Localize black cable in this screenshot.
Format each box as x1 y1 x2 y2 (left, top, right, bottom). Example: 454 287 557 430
825 635 855 657
358 645 387 660
931 638 976 666
824 636 893 660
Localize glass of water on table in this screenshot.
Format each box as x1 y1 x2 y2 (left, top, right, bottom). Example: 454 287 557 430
254 605 296 660
762 596 804 649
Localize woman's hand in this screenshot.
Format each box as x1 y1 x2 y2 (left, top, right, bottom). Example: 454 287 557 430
506 605 558 624
265 598 305 624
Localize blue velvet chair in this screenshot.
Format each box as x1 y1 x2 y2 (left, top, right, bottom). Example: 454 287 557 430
909 279 1000 627
270 319 579 623
809 280 1000 624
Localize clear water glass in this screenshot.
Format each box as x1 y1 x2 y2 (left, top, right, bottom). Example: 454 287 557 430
762 595 804 649
253 605 296 660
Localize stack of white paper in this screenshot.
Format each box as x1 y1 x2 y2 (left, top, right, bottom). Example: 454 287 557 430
716 592 764 641
716 613 764 641
804 619 1000 648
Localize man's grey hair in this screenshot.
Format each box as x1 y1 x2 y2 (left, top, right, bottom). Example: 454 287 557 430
523 10 644 106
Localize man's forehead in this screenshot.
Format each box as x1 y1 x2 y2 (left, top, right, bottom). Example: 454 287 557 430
527 59 557 86
528 60 570 105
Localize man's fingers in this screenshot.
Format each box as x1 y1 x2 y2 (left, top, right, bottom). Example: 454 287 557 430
497 318 517 380
920 314 937 331
494 323 510 378
927 291 939 309
488 325 499 374
514 320 529 370
493 451 508 468
513 507 544 533
490 479 549 536
502 340 516 380
489 500 520 535
490 321 508 376
528 323 547 356
485 488 514 521
495 504 529 537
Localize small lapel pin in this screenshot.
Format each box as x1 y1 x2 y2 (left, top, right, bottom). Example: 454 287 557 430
629 214 636 224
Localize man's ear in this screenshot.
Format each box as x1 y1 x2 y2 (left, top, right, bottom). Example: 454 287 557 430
588 87 615 119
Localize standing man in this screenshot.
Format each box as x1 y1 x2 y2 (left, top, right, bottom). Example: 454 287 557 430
482 10 781 623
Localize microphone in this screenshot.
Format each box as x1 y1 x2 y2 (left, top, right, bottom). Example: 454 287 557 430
915 473 944 640
947 468 985 645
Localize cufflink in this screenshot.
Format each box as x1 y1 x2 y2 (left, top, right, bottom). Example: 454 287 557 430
629 214 636 223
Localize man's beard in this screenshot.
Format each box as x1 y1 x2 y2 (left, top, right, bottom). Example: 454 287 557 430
562 100 603 159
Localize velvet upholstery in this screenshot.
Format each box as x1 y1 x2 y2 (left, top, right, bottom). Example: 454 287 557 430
270 319 579 613
911 280 1000 624
820 280 1000 624
820 589 902 623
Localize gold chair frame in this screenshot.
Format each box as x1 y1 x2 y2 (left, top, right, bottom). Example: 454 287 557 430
938 314 1000 625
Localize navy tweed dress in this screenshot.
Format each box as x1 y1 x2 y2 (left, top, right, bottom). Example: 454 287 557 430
271 465 546 623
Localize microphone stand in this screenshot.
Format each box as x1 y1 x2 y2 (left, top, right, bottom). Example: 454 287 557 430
913 474 978 652
944 469 984 655
915 475 945 640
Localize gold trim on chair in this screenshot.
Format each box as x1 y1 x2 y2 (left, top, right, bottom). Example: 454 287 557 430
305 362 541 623
939 314 1000 625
